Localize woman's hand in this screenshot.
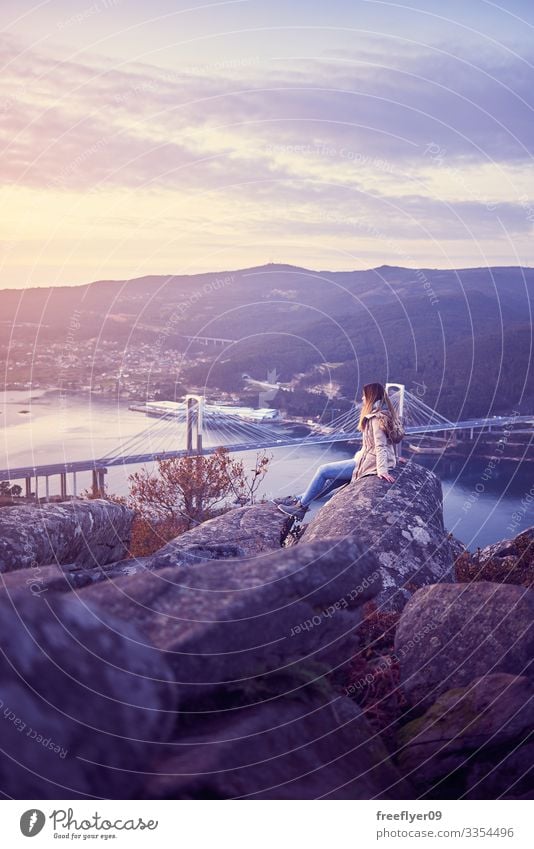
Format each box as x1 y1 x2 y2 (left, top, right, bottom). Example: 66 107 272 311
378 472 396 482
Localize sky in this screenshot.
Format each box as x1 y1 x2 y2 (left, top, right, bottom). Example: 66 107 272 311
1 0 534 289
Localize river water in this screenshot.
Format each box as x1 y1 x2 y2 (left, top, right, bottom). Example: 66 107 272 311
1 389 533 551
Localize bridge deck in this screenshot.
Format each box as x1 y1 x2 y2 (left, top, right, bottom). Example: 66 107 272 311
0 416 531 480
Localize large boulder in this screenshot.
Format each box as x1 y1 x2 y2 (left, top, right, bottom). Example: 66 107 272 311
0 499 134 573
302 460 454 611
396 674 534 799
140 500 288 568
0 560 145 596
0 502 289 593
454 525 533 587
476 525 534 564
145 691 412 800
0 592 177 799
79 535 383 701
395 582 534 709
0 504 287 595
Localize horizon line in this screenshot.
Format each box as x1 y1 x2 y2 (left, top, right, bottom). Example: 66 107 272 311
2 260 533 294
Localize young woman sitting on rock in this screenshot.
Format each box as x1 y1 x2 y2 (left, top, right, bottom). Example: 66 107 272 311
277 382 399 521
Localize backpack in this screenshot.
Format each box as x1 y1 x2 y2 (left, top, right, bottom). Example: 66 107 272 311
373 409 405 445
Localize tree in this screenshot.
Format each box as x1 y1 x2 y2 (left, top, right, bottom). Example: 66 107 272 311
128 447 271 530
82 448 272 556
0 480 22 497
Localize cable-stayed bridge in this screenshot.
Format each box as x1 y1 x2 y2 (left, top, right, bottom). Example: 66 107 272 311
1 384 531 500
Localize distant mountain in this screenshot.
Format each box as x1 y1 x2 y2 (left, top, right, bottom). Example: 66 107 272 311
1 263 533 417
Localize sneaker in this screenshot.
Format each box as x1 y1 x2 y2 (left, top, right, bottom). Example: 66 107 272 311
277 501 308 520
273 494 300 506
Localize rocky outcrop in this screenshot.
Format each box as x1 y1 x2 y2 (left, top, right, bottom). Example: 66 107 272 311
0 560 144 595
146 692 412 800
0 501 289 593
396 674 534 799
148 501 288 566
0 592 177 799
78 535 383 699
0 527 394 799
0 499 134 573
395 582 534 709
2 455 528 800
302 461 454 610
448 534 468 562
476 525 534 565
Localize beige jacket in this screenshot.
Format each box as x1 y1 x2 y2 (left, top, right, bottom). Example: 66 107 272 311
353 409 397 480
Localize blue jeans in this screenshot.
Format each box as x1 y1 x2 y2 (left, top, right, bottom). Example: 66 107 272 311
297 458 357 507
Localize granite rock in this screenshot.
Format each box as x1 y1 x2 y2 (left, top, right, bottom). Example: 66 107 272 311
141 500 288 568
302 460 454 610
397 673 534 799
145 692 412 800
396 582 534 709
79 535 383 701
0 499 134 573
0 560 145 595
0 592 177 799
476 525 534 564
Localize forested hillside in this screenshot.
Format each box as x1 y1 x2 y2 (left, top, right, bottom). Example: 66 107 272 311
1 263 532 418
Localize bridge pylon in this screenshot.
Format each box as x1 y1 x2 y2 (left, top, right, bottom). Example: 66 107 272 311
185 394 205 453
385 382 405 420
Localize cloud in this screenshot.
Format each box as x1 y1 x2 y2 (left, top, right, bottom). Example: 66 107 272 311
1 30 533 261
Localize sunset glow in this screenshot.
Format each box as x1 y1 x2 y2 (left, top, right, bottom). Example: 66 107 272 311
1 0 534 288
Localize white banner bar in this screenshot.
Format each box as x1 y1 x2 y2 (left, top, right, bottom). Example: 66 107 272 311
2 799 531 848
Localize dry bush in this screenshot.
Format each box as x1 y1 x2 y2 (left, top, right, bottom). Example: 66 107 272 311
129 515 187 557
82 448 272 557
337 601 408 746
